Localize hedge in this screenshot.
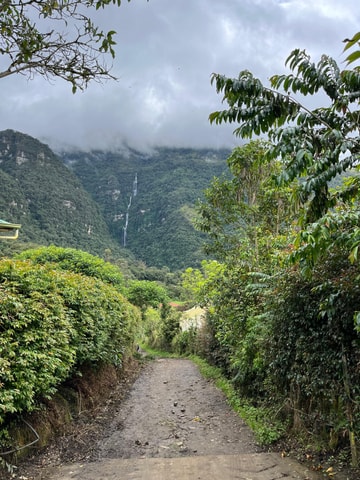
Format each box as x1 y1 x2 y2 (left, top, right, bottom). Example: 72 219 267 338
0 258 140 425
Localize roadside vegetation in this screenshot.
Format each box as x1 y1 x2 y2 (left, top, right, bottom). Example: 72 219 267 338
0 249 138 442
0 245 184 472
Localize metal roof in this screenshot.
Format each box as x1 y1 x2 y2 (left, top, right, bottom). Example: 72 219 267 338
0 219 21 239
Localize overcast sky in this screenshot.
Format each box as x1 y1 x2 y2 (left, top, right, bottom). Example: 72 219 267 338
0 0 359 152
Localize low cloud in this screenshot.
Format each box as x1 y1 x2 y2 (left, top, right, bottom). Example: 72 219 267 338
0 0 358 152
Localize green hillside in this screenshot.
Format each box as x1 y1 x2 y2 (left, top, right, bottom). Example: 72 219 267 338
0 129 121 257
0 130 229 270
61 147 230 270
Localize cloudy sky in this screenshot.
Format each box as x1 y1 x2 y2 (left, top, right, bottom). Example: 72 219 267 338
0 0 359 152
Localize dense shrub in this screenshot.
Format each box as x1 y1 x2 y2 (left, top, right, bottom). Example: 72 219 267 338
172 326 199 355
16 246 125 291
267 255 360 442
178 248 360 457
0 257 140 425
126 280 168 319
159 307 181 350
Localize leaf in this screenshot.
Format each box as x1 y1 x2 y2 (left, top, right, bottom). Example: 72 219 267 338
349 245 358 264
345 50 360 65
343 32 360 52
354 312 360 330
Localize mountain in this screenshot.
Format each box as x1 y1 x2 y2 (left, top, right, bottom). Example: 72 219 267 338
0 130 230 270
0 130 121 257
60 147 230 270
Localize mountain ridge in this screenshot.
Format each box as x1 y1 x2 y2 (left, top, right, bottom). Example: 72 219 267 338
0 129 230 270
0 129 119 256
60 146 230 269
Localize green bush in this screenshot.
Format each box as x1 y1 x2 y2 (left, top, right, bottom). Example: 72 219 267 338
172 326 199 355
140 303 181 352
0 260 75 421
49 269 138 366
159 308 181 350
16 245 125 291
126 280 168 320
267 252 360 441
0 257 140 425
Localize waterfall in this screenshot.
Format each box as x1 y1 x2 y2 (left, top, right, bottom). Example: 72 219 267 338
123 194 132 247
123 173 137 247
133 173 138 196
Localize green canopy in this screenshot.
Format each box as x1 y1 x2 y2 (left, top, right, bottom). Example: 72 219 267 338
0 219 21 239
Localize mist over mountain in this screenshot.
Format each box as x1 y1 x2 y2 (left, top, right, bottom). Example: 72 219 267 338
0 130 229 270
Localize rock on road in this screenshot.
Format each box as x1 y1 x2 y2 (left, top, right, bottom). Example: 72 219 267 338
46 358 322 479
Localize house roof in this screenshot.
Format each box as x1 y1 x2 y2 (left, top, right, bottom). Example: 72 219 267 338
0 219 21 239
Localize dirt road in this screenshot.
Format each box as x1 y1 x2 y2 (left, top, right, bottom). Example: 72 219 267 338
12 358 322 480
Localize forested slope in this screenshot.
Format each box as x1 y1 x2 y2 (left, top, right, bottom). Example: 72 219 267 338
0 130 119 257
0 129 229 270
61 147 229 270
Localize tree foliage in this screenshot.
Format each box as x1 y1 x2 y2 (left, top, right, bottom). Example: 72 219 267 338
267 252 360 460
181 139 360 461
126 279 168 320
182 259 224 307
201 37 360 465
196 140 293 267
0 254 140 426
16 245 125 291
343 32 360 67
210 47 360 225
0 0 134 91
180 143 294 391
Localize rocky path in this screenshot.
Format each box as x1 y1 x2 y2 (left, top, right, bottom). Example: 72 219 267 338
11 358 322 479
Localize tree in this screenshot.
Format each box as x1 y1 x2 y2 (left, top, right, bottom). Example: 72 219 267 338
343 32 360 67
182 259 225 307
209 38 360 271
0 0 136 92
209 39 360 465
181 142 294 390
126 280 168 320
196 140 293 268
210 45 360 223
